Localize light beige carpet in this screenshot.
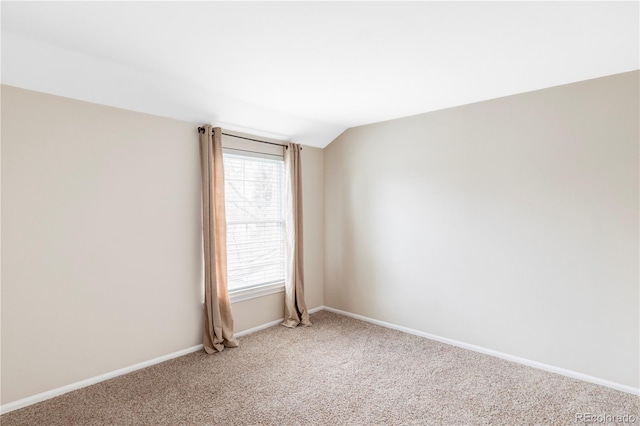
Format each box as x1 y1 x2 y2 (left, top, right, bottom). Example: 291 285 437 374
2 311 638 425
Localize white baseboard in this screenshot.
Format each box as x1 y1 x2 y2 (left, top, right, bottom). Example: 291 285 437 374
0 344 204 415
308 305 325 314
10 304 630 414
321 306 640 396
235 305 324 337
0 305 327 415
235 318 284 337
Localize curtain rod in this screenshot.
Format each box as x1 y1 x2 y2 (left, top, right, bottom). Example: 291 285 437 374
198 127 288 149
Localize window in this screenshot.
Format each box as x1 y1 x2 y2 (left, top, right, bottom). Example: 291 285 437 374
223 150 285 296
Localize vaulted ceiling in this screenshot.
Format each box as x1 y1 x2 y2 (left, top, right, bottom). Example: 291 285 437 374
2 2 638 147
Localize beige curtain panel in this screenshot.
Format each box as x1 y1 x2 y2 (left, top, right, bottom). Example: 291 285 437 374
199 125 238 353
282 143 312 328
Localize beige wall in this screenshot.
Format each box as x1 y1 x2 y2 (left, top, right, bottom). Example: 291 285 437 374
2 70 636 404
324 71 639 388
0 85 324 404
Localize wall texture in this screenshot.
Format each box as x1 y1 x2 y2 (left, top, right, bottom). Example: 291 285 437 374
1 85 323 404
324 71 639 388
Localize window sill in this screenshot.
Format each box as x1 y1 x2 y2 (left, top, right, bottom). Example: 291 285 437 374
229 281 285 304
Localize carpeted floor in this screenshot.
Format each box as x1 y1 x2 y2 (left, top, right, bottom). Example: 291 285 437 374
2 310 638 425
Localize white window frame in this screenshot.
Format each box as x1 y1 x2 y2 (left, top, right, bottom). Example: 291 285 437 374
222 146 286 304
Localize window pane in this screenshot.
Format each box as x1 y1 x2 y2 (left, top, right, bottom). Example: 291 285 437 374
223 153 285 290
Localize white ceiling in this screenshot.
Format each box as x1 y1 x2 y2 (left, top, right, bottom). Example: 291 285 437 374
1 1 638 148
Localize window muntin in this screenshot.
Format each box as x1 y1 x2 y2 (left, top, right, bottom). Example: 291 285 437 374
223 151 285 291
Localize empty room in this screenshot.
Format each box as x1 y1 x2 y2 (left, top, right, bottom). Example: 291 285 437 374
1 1 638 425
